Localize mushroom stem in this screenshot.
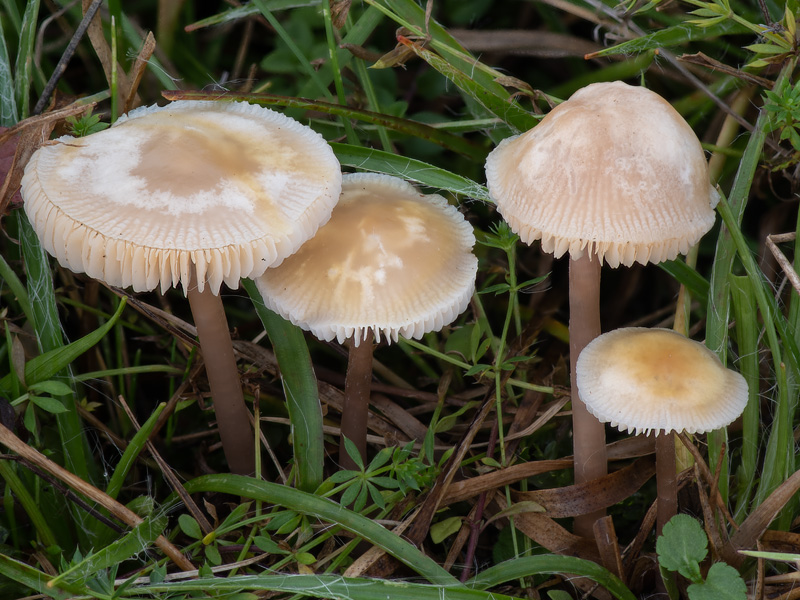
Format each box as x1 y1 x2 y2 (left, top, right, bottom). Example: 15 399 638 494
656 432 678 535
569 254 607 536
340 332 374 470
187 273 256 476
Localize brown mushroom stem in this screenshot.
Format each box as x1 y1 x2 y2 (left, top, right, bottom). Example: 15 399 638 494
340 332 374 470
569 254 607 536
187 273 256 476
656 432 678 535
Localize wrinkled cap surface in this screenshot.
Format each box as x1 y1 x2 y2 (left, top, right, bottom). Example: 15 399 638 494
576 328 748 436
485 81 719 268
256 173 478 346
21 100 342 294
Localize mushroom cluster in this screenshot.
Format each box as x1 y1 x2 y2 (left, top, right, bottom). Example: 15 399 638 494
21 100 342 475
485 81 719 534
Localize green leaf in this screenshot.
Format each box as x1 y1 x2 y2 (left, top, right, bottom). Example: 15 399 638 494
467 555 636 600
687 563 747 600
429 516 462 544
26 381 74 396
178 514 202 540
331 143 492 203
28 395 69 414
656 514 708 583
254 535 285 554
0 299 127 396
244 279 323 493
587 19 747 58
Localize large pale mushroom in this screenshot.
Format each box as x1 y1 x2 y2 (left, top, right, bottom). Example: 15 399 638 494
485 81 718 534
256 173 477 468
20 100 342 476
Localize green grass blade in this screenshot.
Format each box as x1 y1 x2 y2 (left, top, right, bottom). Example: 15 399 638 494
0 460 58 548
104 403 166 501
729 275 760 523
659 259 709 305
0 13 18 126
586 19 748 58
132 574 521 599
13 0 38 118
466 555 636 600
49 513 167 589
162 90 485 159
397 38 539 133
331 142 491 203
184 474 459 585
0 251 32 322
185 0 317 31
16 210 94 486
252 0 335 102
0 297 127 395
244 279 323 493
0 553 77 599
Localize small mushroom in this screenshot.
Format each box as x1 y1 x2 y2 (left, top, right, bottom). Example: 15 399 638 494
21 100 342 475
576 327 748 532
256 173 478 468
485 81 718 534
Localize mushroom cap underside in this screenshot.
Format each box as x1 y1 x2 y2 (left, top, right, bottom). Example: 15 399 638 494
21 100 342 294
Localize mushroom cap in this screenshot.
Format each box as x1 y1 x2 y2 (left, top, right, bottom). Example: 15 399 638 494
21 100 342 294
255 173 478 346
576 328 748 436
485 81 719 268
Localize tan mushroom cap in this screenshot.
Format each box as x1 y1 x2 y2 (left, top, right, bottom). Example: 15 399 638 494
255 173 478 346
576 328 748 436
21 100 342 294
485 81 719 268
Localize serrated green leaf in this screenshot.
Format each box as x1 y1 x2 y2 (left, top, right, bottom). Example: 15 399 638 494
687 563 747 600
656 514 708 583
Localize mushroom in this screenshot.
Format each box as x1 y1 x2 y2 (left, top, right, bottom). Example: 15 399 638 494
484 81 718 534
255 173 478 468
20 100 342 476
576 327 748 532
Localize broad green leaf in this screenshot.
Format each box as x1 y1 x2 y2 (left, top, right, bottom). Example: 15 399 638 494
687 563 747 600
178 514 202 540
656 514 707 583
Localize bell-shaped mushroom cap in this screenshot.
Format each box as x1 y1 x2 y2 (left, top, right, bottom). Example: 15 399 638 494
255 173 478 346
576 328 748 436
485 81 719 268
21 100 342 294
